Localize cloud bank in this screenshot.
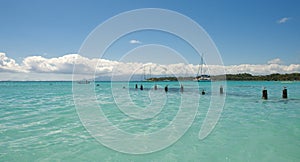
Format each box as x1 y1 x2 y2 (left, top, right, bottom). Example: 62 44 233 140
0 53 299 81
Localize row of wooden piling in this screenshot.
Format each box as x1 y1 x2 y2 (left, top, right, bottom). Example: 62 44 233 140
262 87 288 99
135 84 288 99
135 84 224 95
136 84 168 92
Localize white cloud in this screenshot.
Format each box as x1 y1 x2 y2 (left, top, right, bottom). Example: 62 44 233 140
223 64 300 75
0 52 27 73
22 54 120 75
0 53 299 81
129 39 142 44
267 58 283 64
277 17 291 24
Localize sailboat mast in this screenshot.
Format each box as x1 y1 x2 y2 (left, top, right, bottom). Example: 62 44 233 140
200 54 203 76
149 66 151 79
143 66 146 80
196 64 200 77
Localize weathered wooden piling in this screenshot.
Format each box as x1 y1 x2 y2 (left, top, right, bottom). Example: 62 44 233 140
201 89 205 95
164 85 168 92
262 88 268 100
282 87 288 99
220 85 224 94
140 84 143 90
180 84 184 93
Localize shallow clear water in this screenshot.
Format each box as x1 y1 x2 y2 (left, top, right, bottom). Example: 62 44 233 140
0 81 299 161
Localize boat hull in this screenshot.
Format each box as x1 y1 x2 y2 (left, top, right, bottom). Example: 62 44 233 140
197 79 211 82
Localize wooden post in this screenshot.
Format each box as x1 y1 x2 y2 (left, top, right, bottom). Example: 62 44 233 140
262 88 268 100
201 89 205 95
180 84 184 93
282 87 287 99
140 84 143 90
220 85 224 94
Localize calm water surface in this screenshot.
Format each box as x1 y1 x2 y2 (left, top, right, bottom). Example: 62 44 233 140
0 81 299 161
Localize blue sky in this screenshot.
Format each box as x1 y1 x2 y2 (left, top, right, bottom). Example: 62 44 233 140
0 0 300 80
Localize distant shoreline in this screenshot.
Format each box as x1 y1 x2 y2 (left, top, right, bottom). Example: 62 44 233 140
0 73 299 82
147 73 300 81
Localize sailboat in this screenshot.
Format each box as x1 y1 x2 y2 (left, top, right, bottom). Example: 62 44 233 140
194 54 211 82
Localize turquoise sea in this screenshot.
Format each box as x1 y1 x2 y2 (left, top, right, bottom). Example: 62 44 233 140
0 81 300 161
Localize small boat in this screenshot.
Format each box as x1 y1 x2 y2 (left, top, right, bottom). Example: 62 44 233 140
77 80 91 84
193 75 211 82
194 54 211 82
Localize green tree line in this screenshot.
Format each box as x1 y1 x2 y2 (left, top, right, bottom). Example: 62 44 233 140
147 73 300 81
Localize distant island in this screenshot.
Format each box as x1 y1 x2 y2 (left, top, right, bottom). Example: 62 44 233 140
146 73 300 81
